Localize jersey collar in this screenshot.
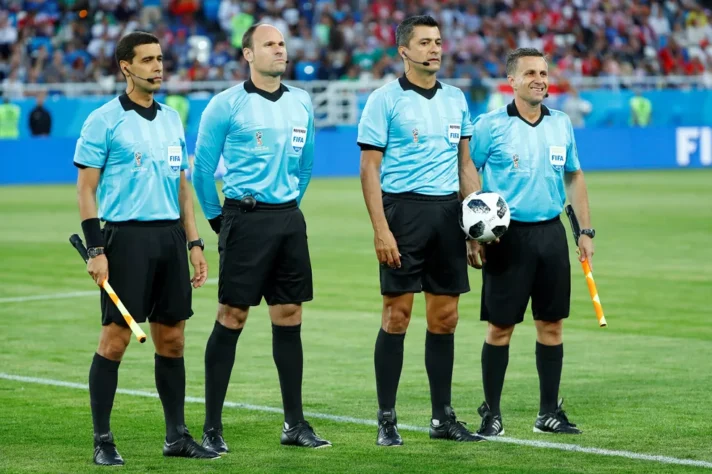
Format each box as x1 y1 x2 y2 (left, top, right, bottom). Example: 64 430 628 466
244 78 289 102
398 75 442 100
119 93 160 121
507 100 551 128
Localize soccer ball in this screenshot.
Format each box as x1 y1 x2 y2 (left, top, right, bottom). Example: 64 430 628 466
460 191 511 242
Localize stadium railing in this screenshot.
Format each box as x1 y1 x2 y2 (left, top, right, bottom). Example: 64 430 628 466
6 74 711 128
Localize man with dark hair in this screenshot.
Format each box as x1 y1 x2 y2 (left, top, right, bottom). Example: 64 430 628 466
357 15 484 446
74 31 219 466
470 47 594 437
194 23 329 452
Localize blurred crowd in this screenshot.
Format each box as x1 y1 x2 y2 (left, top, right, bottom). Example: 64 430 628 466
2 0 712 97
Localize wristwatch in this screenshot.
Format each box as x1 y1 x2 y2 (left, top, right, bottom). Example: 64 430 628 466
87 247 105 258
580 228 596 239
188 238 205 251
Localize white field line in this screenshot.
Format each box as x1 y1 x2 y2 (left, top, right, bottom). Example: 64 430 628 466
0 279 219 304
0 373 711 470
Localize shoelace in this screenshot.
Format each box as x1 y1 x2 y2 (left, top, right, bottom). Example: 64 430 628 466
452 419 472 434
380 420 398 438
554 409 576 427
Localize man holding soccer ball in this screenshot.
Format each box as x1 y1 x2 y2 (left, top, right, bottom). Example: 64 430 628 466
469 48 595 436
358 15 484 446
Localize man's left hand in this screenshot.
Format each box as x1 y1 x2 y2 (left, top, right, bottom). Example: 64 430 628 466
190 248 208 288
578 235 594 270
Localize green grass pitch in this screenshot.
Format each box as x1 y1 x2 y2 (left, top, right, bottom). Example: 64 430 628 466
0 170 711 473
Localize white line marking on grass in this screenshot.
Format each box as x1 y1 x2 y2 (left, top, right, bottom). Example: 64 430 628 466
0 291 97 303
1 373 711 470
0 279 219 304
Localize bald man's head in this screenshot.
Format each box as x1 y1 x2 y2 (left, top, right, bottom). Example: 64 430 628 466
242 23 288 78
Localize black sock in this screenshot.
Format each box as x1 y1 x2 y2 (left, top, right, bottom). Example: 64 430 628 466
155 354 186 443
374 328 406 411
425 331 454 421
89 353 120 436
536 342 563 415
481 342 509 417
272 324 304 427
204 321 242 431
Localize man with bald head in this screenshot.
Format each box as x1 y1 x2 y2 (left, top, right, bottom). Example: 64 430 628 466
193 23 327 451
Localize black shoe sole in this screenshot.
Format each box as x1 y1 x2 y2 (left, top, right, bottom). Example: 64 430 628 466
533 426 582 435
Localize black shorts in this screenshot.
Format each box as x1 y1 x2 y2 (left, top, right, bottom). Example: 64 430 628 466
101 220 193 327
380 192 469 296
218 198 313 307
480 216 570 325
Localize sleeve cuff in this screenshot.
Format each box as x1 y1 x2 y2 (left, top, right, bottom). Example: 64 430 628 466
357 142 386 153
73 161 102 169
460 135 472 141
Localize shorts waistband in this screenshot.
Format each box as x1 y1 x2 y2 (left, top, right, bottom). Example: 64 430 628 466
104 219 180 227
224 197 297 212
509 216 560 227
382 192 458 202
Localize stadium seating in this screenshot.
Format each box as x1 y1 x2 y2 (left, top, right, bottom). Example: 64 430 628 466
2 0 712 91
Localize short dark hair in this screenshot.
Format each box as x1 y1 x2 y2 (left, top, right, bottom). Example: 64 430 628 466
396 15 439 48
115 31 159 65
242 23 263 50
506 48 546 76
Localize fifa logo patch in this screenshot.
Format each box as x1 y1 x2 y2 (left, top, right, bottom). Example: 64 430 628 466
134 151 142 167
512 154 519 168
291 126 307 153
255 131 263 147
448 124 461 147
412 128 419 144
167 145 182 173
549 145 566 171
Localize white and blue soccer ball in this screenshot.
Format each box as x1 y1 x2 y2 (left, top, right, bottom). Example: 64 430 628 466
460 191 511 243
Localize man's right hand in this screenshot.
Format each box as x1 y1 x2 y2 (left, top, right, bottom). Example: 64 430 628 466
87 254 108 286
374 228 401 269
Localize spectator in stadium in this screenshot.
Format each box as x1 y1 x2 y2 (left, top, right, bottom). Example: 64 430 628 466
0 95 19 139
28 90 51 136
561 86 592 128
630 89 653 126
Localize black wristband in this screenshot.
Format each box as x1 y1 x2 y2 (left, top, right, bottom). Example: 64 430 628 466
81 218 105 249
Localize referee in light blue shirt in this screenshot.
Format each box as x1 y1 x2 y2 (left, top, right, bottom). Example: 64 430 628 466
470 48 596 438
192 23 330 452
358 15 484 446
73 32 217 466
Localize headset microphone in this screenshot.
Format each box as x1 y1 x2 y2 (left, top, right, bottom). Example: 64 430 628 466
125 68 156 84
403 53 430 67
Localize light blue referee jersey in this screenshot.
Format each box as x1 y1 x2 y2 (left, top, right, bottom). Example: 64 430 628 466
471 101 581 222
193 79 314 220
357 76 473 195
73 94 189 222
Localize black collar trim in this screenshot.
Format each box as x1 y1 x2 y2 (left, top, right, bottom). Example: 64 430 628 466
398 75 442 100
506 100 550 127
119 93 160 121
244 78 289 102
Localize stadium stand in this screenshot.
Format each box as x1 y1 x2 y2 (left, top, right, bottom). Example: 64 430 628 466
3 0 712 97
